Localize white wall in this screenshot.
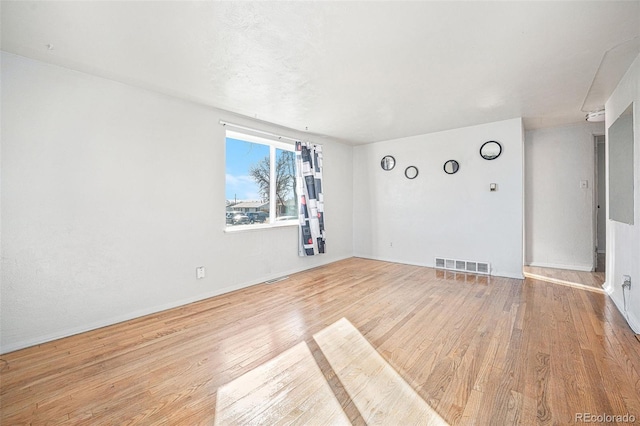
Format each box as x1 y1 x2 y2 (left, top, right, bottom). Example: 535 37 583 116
352 118 524 279
525 122 604 271
0 53 354 353
604 52 640 333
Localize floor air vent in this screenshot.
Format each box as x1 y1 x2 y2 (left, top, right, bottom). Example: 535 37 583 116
434 257 491 275
265 276 289 284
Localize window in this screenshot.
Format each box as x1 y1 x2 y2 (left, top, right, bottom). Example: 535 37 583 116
225 130 297 228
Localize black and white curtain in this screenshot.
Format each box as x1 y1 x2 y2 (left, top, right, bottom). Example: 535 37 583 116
295 141 325 256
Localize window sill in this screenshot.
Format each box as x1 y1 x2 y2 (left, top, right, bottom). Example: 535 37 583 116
224 220 298 233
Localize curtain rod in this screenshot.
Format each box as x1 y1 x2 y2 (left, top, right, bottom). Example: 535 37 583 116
219 120 301 143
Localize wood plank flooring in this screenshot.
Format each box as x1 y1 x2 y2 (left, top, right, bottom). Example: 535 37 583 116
1 258 639 425
523 265 606 294
523 264 605 290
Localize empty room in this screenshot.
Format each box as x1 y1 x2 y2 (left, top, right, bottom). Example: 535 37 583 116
2 1 640 424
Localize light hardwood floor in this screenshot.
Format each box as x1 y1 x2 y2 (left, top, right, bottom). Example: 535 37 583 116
2 258 639 425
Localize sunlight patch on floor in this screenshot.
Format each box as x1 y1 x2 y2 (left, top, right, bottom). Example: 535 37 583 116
214 341 350 425
523 271 605 294
314 318 449 425
215 317 448 425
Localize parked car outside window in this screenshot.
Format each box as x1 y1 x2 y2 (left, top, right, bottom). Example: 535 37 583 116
247 212 268 224
226 211 250 225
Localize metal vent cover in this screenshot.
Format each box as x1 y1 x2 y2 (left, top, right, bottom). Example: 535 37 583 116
265 276 289 284
434 257 491 275
477 263 489 274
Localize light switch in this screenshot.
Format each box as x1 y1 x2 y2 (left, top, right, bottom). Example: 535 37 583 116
580 180 589 189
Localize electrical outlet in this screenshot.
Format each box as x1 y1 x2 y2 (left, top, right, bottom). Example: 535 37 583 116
623 275 631 289
196 266 206 279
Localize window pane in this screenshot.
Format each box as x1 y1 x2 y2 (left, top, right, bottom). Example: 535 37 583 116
225 137 270 226
275 148 298 221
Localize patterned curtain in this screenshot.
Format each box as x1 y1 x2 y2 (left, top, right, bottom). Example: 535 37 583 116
295 141 325 256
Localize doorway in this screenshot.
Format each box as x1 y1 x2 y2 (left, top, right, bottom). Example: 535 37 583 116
595 135 606 272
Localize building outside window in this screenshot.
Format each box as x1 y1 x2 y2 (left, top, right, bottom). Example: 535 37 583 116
225 130 297 227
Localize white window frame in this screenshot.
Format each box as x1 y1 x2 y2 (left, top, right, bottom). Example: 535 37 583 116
225 129 297 232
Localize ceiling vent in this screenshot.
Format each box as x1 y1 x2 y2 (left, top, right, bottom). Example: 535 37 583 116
435 257 491 275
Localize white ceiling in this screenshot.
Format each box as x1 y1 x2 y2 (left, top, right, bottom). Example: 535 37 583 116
2 1 639 144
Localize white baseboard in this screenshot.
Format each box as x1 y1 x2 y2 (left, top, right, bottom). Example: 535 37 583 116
1 281 253 355
0 255 352 355
604 286 640 334
353 254 525 280
354 253 429 268
628 311 640 334
527 262 594 272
